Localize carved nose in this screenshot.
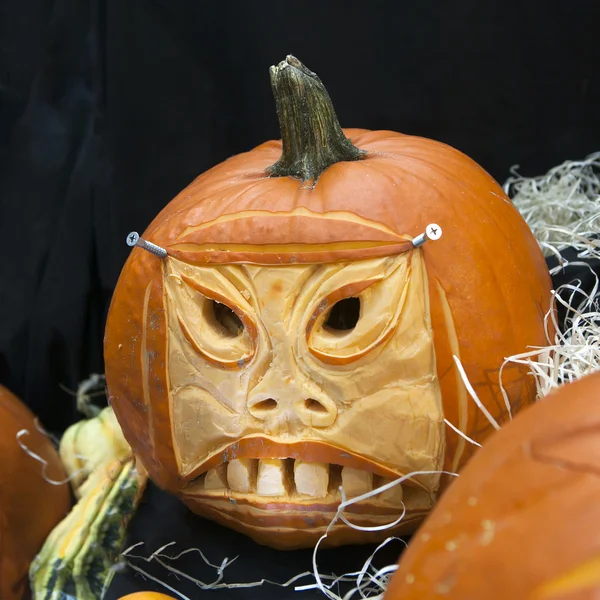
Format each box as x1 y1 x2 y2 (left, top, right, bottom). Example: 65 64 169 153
249 398 279 416
248 396 337 427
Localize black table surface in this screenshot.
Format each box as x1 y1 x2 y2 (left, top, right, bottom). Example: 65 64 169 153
106 482 407 599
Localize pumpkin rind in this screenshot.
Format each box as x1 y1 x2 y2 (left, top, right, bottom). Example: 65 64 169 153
0 385 71 600
385 370 600 599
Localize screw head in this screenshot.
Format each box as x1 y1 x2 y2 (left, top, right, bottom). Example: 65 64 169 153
425 223 442 241
126 231 140 247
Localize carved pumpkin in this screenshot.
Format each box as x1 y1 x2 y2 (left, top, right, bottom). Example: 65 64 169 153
104 56 553 549
0 384 71 600
385 370 600 599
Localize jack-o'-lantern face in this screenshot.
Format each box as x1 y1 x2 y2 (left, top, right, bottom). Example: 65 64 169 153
104 57 553 549
166 251 443 532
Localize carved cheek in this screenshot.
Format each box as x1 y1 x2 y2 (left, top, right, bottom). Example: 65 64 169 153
172 385 245 470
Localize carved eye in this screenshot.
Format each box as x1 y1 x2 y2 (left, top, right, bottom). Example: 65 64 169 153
323 297 361 331
171 275 256 369
307 277 406 366
208 300 245 338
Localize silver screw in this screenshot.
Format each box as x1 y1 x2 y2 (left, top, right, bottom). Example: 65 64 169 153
126 231 168 259
412 223 443 247
425 223 442 240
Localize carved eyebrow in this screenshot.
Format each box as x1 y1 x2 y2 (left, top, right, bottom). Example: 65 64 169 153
167 240 414 265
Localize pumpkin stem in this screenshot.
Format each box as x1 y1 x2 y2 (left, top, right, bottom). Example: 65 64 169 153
267 55 365 182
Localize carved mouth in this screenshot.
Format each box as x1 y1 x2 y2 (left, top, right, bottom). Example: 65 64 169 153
184 437 429 487
185 457 415 507
179 438 437 549
182 437 435 512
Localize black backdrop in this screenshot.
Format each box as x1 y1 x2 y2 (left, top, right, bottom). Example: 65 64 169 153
1 1 600 598
1 0 599 432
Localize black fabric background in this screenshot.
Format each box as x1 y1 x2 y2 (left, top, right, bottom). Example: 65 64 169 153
1 0 599 432
1 2 599 598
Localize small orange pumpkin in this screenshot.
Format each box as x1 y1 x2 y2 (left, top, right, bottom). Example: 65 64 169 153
117 593 175 600
385 370 600 599
0 384 71 600
104 56 553 549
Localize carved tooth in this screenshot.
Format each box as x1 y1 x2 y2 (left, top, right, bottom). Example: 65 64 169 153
294 461 329 498
227 458 257 493
256 458 288 496
403 486 433 511
204 464 228 490
377 477 404 506
341 467 373 498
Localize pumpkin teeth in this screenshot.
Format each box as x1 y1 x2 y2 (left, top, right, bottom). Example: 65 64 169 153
341 466 374 497
293 460 330 498
401 485 435 511
226 458 257 493
204 463 228 490
198 460 411 507
256 458 289 496
375 476 405 506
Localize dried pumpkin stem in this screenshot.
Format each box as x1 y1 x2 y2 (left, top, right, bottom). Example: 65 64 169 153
268 55 365 182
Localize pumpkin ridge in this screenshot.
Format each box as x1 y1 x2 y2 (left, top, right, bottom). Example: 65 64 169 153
423 167 550 322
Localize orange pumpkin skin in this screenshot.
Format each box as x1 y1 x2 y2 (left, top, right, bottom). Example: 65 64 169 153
385 371 600 600
104 128 553 548
117 593 175 600
0 385 71 600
